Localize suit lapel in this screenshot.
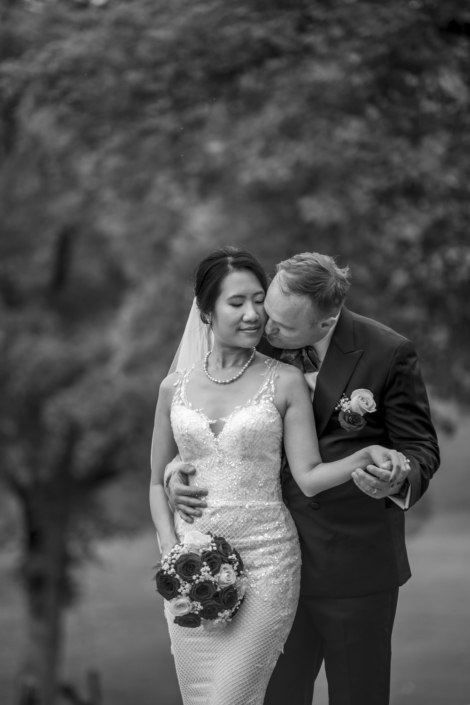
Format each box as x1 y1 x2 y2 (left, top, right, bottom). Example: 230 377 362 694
314 308 363 437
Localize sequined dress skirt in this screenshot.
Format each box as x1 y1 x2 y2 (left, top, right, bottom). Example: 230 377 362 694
165 500 301 705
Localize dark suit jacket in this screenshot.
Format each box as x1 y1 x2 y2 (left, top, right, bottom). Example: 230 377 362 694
258 307 440 598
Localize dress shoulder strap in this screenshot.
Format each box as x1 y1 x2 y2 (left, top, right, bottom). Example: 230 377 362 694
171 365 194 406
252 358 284 405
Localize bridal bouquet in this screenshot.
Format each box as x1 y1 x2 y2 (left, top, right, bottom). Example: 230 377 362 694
155 530 247 631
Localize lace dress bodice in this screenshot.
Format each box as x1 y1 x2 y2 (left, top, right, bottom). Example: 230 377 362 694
171 358 284 505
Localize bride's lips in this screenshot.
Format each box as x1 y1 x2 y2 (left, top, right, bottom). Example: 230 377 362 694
239 327 260 333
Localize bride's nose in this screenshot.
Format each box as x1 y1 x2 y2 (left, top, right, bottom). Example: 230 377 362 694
242 304 259 321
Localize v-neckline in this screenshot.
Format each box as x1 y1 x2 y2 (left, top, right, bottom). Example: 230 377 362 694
193 406 242 441
185 398 281 442
179 360 275 441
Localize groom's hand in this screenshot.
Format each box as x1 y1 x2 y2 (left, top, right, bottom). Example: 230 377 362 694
352 448 411 500
166 460 208 524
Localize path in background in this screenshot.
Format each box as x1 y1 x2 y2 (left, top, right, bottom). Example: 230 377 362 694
0 423 469 704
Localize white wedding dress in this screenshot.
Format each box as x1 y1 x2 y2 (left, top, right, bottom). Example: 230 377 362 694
165 359 301 705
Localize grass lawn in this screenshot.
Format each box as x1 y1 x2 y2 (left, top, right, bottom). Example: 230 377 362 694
1 421 469 704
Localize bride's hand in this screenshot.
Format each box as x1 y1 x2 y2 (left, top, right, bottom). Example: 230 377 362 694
352 446 411 499
160 539 178 558
367 446 409 483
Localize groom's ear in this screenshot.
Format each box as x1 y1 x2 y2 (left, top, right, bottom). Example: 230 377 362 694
320 316 337 332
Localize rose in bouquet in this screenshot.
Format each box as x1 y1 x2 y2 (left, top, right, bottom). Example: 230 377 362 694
154 530 246 630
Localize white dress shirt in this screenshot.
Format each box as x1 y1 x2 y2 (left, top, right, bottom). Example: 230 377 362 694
302 313 410 510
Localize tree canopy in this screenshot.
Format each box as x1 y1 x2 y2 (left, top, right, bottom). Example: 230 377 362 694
2 0 469 402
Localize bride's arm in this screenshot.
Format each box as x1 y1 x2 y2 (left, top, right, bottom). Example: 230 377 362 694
150 375 179 555
278 366 406 497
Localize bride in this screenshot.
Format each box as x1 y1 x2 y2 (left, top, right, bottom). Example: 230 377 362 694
150 247 406 705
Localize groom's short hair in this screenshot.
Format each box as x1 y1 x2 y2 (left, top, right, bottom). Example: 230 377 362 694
275 253 351 319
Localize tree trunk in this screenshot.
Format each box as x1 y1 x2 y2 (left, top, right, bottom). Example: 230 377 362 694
19 496 70 705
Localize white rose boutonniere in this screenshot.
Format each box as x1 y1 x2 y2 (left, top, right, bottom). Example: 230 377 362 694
349 389 377 416
335 389 377 432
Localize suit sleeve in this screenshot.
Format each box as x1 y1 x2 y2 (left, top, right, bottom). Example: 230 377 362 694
383 339 440 508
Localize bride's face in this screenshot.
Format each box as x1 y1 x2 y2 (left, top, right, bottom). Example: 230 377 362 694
211 270 267 348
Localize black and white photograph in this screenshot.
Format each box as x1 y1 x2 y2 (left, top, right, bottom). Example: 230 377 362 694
1 1 469 704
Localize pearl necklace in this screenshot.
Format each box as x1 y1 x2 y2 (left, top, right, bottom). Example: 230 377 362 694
203 347 257 385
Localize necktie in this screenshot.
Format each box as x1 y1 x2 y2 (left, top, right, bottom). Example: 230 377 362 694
280 346 321 373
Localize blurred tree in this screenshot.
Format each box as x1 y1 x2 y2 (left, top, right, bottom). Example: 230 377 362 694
1 0 469 701
0 224 155 702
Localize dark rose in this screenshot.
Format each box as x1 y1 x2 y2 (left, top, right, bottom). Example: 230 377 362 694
201 550 223 576
200 598 222 620
174 552 203 580
174 612 201 628
231 548 244 575
338 410 366 432
219 586 238 610
155 569 179 601
213 536 233 559
189 580 217 602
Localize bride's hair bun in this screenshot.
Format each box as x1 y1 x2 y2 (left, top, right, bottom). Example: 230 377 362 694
195 247 267 324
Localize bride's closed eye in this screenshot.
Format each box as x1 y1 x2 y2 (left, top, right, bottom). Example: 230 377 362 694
231 300 265 308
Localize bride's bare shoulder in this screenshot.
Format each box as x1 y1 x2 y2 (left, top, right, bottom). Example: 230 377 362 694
158 371 182 400
274 360 307 389
255 352 280 366
256 353 306 388
159 363 203 395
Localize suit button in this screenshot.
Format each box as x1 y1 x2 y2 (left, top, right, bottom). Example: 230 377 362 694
310 502 320 510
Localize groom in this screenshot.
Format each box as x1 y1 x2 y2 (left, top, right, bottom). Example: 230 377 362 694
166 252 440 705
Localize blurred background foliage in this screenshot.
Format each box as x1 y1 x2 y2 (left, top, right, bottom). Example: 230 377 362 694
1 0 469 701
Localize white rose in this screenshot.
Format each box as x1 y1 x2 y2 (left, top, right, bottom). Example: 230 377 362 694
350 389 376 416
182 530 212 553
217 564 237 587
168 596 192 616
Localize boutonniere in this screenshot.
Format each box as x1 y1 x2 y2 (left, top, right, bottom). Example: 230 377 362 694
335 389 377 432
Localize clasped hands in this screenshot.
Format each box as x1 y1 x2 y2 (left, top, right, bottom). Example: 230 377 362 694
166 446 411 524
352 446 411 501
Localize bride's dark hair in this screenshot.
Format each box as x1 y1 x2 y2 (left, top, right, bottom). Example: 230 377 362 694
195 247 268 324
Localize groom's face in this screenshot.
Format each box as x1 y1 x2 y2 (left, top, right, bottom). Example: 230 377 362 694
264 276 331 349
